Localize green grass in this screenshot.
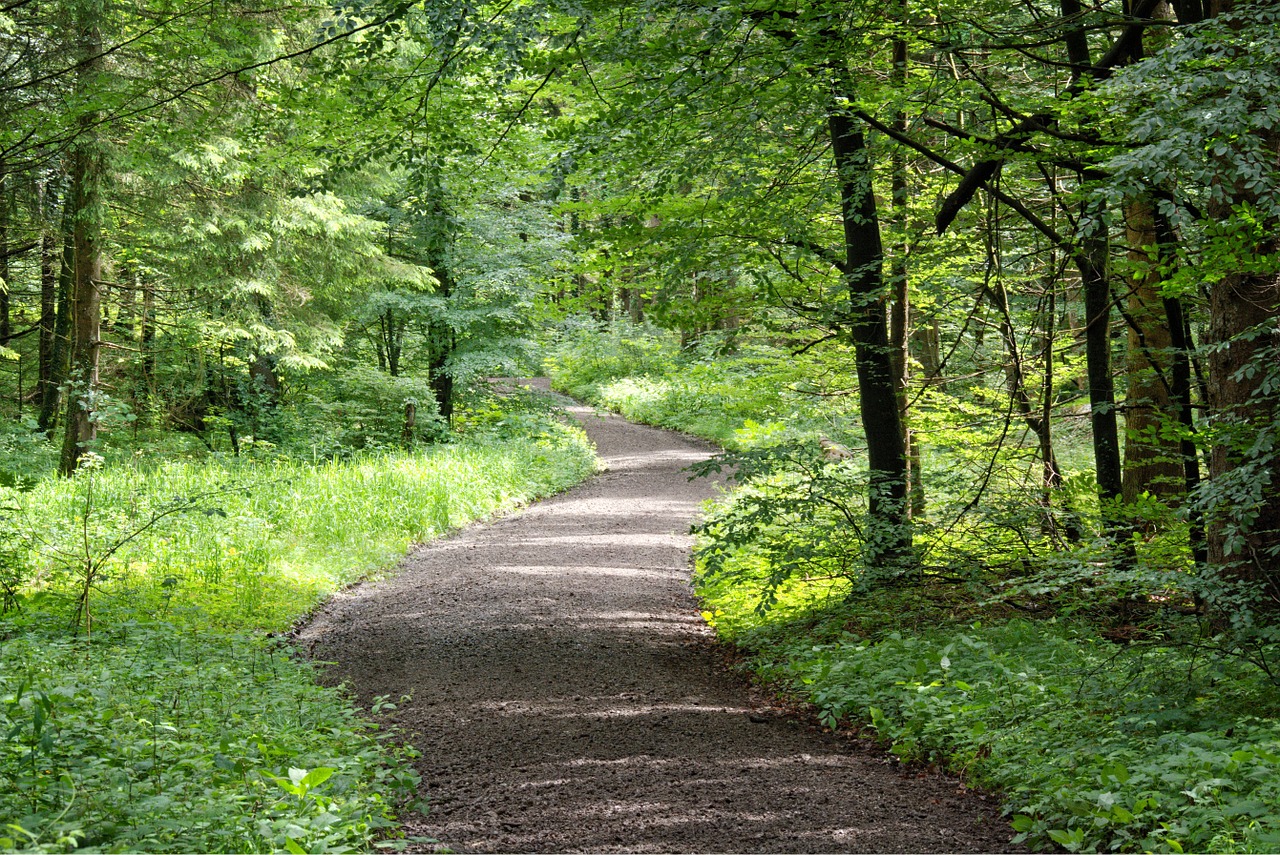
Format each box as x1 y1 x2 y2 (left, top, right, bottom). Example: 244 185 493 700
0 404 598 853
1 625 418 854
545 324 866 451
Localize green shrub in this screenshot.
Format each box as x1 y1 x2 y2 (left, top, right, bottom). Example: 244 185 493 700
0 624 420 854
543 320 680 401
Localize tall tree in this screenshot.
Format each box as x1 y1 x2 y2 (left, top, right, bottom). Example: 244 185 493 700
59 0 107 474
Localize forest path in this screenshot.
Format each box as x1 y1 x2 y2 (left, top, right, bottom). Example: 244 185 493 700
296 380 1013 853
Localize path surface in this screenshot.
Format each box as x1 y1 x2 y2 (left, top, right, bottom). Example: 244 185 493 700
297 381 1014 853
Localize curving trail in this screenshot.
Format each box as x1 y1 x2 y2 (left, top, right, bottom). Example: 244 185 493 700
297 380 1014 853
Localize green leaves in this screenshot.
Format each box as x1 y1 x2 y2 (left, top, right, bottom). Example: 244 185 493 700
267 765 337 799
0 626 412 853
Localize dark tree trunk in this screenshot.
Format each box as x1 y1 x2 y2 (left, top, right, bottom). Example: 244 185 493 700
828 108 912 566
59 160 105 475
248 351 280 432
428 268 454 425
39 222 73 436
402 400 416 446
887 6 923 519
1163 293 1206 567
627 287 644 324
430 364 453 425
138 276 155 401
1078 242 1127 532
0 175 10 351
382 309 402 376
1197 0 1280 596
1205 266 1280 593
38 187 58 408
58 8 106 475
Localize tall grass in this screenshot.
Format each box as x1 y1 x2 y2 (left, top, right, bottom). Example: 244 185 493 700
8 422 595 632
0 412 597 852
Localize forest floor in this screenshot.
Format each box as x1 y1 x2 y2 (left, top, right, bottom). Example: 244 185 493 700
295 380 1017 853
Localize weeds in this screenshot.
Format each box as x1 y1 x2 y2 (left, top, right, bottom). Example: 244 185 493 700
0 400 596 852
696 547 1280 853
0 624 420 853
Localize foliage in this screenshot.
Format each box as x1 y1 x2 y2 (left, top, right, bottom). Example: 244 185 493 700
0 625 419 854
0 400 597 852
294 365 448 454
696 569 1280 854
4 407 595 634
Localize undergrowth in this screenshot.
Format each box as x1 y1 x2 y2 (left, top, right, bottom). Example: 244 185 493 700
544 322 865 450
696 545 1280 854
1 625 418 853
0 390 597 852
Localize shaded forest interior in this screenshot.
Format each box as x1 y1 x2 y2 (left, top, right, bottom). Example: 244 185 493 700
2 0 1280 852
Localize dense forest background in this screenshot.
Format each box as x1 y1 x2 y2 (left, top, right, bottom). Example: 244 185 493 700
2 0 1279 851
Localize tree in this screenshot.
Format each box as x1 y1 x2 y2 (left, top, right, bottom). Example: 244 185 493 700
1100 1 1280 597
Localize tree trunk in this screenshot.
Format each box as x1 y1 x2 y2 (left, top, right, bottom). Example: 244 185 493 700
58 5 106 475
1078 239 1129 552
38 184 58 409
1199 0 1280 597
139 276 155 401
0 183 10 351
383 309 402 376
39 222 74 436
1121 196 1184 503
829 107 912 566
888 7 923 519
1163 292 1206 567
627 287 644 324
402 400 416 446
1205 262 1280 593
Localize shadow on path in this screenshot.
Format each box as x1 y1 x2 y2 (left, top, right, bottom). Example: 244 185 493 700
297 380 1014 853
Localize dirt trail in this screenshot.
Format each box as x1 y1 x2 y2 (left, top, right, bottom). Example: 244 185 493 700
297 380 1014 853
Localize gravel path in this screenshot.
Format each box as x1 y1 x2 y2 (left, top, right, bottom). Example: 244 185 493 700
296 380 1015 853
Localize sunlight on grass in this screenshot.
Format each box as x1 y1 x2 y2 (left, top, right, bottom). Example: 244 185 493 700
0 413 598 852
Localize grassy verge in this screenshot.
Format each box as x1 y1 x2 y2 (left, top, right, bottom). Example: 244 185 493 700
545 323 862 450
0 398 597 853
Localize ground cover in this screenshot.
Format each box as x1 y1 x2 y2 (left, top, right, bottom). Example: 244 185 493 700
0 392 597 853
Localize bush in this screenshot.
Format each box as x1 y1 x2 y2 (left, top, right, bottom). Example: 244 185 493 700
0 625 420 854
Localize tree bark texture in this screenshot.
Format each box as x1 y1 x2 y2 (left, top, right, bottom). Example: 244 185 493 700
828 108 912 563
39 222 73 436
38 186 58 406
1121 197 1184 503
1078 242 1123 506
59 19 106 476
1205 261 1280 591
0 177 10 350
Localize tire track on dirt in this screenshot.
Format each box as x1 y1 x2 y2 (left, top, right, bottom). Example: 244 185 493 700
297 380 1014 853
